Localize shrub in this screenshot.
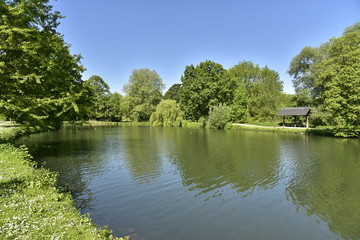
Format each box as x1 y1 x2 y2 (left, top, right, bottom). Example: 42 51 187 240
150 100 183 127
207 103 231 129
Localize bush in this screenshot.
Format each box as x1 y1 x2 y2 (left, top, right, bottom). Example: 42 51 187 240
150 100 183 127
207 103 231 129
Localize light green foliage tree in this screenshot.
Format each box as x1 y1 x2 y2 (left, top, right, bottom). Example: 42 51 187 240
123 68 165 122
228 61 261 88
292 89 312 107
0 0 86 129
289 22 360 107
179 60 232 121
314 31 360 136
343 21 360 35
230 83 249 122
288 46 326 98
207 103 231 129
251 66 283 120
228 62 283 121
164 83 181 102
150 99 183 127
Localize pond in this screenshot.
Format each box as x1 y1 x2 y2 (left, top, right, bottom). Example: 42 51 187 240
17 126 360 240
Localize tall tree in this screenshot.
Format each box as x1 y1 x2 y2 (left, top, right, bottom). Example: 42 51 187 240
86 75 110 97
228 62 283 121
315 31 360 136
85 75 111 120
288 45 329 100
250 66 283 120
104 92 123 122
164 83 181 102
179 60 232 120
0 0 85 128
123 68 165 121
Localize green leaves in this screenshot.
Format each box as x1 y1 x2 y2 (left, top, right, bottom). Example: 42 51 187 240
150 100 183 127
207 103 231 129
315 32 360 135
179 60 231 121
0 0 85 129
123 68 165 121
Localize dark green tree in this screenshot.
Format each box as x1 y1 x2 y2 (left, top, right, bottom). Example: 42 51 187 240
0 0 85 128
104 92 123 122
86 75 110 97
84 75 111 120
123 68 165 121
164 83 181 102
179 60 232 120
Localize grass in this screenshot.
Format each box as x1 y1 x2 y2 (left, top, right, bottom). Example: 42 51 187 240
0 144 127 240
0 125 128 239
227 123 307 134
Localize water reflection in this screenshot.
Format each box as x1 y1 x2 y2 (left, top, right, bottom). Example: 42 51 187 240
121 127 163 183
17 127 360 240
19 127 115 210
281 136 360 240
160 129 282 197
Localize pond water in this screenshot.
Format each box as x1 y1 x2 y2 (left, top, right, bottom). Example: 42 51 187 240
17 126 360 240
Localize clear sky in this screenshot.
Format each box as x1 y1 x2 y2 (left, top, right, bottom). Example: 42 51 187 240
49 0 359 94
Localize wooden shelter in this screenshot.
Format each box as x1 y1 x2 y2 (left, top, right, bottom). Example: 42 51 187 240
277 107 311 128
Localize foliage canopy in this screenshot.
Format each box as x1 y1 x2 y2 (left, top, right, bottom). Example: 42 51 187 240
150 99 183 127
0 0 86 129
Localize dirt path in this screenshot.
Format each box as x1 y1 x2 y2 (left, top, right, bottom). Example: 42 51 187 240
232 123 308 129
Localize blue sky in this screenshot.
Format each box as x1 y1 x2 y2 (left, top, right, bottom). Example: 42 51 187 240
50 0 359 94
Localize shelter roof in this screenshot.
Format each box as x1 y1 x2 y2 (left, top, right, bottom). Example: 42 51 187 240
277 107 311 116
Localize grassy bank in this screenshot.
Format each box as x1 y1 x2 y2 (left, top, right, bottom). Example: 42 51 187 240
0 127 126 240
228 123 360 138
227 124 307 134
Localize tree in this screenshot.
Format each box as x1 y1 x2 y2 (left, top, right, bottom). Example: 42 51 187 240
150 100 183 127
123 68 165 121
164 83 181 102
84 75 111 120
288 45 329 100
230 83 249 122
315 32 360 136
343 22 360 35
207 103 231 129
86 75 110 97
179 60 232 121
104 92 123 122
249 66 283 120
228 62 283 121
0 0 85 128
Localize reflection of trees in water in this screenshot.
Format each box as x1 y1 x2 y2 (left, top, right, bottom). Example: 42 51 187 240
283 137 360 240
121 127 163 183
18 127 114 210
163 129 282 197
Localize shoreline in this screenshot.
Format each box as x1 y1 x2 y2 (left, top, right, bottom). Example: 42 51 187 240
0 126 127 240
